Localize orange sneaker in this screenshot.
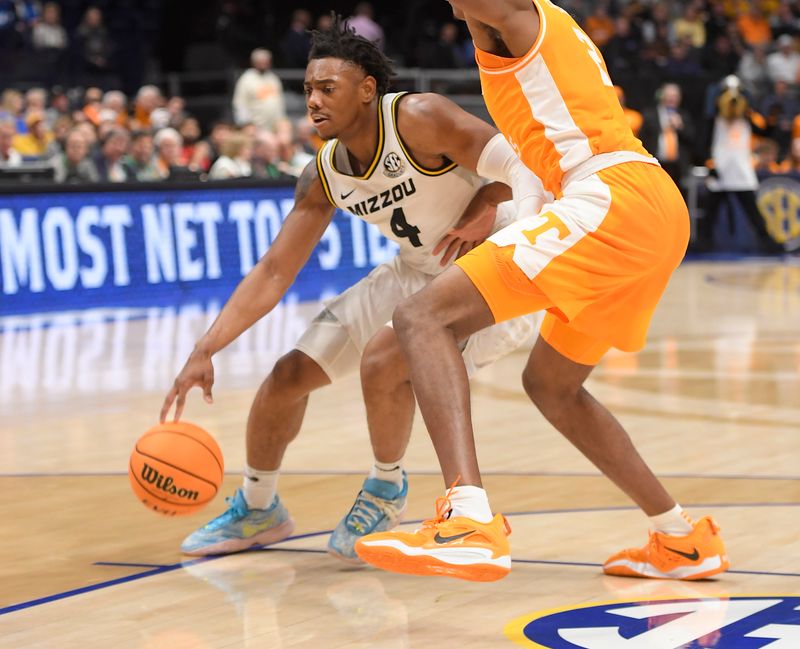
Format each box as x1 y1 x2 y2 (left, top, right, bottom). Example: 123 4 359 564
604 516 729 580
354 488 512 582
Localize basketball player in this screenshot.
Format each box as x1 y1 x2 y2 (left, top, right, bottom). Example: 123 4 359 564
160 18 543 560
355 0 729 581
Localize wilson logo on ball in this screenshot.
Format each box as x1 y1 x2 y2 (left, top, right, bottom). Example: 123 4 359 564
140 463 200 501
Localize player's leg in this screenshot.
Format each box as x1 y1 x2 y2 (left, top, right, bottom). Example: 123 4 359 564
180 348 331 556
524 321 727 580
355 266 529 581
327 327 412 562
181 262 407 556
360 326 416 467
522 321 674 516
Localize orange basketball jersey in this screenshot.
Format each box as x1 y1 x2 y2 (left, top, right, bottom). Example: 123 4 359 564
476 0 653 195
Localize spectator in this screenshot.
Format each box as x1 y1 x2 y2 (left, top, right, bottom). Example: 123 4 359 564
164 96 187 128
179 117 212 172
0 1 20 51
53 129 99 183
347 2 384 49
766 33 800 83
12 112 53 158
737 43 772 98
232 48 287 132
418 22 464 69
672 3 706 49
0 89 26 133
662 40 704 77
206 121 234 163
0 119 22 167
94 127 130 182
771 2 800 40
640 82 696 188
294 115 322 154
124 130 159 181
209 132 253 179
76 6 111 83
82 87 103 125
737 4 772 47
583 3 615 49
782 136 800 172
276 125 313 177
604 16 643 75
703 33 743 78
45 87 71 127
130 85 162 131
32 2 67 50
705 0 732 44
102 90 128 126
754 137 785 173
281 9 312 67
761 79 799 154
251 130 292 179
153 127 185 179
46 114 72 158
24 88 47 120
74 121 98 154
614 85 643 136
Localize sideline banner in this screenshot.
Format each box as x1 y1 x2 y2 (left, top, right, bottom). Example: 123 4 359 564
0 185 399 316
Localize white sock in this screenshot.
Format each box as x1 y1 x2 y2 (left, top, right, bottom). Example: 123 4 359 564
447 485 493 523
369 458 404 487
650 504 694 535
242 464 278 510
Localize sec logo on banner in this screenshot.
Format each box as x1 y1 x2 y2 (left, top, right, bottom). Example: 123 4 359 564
505 596 800 648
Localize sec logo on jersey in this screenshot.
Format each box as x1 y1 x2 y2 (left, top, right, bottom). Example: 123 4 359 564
383 152 405 178
505 596 800 648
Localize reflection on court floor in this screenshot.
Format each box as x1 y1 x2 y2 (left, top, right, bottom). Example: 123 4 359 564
1 261 799 648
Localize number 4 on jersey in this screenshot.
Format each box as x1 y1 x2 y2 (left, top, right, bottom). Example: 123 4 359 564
390 207 422 247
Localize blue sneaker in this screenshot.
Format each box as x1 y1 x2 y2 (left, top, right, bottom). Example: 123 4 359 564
180 489 295 556
328 474 408 563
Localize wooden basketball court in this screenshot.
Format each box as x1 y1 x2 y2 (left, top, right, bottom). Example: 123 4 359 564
1 260 799 648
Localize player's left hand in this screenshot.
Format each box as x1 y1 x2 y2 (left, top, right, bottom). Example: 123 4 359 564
433 182 506 266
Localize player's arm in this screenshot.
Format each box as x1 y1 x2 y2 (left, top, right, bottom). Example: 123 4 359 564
160 161 335 422
397 93 545 212
447 0 540 57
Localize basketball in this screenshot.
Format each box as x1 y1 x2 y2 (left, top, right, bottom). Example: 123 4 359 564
128 421 224 516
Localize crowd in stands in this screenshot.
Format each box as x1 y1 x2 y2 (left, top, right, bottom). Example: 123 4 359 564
0 0 799 187
0 73 318 184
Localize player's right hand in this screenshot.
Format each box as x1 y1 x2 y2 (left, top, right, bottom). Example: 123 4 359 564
160 348 215 423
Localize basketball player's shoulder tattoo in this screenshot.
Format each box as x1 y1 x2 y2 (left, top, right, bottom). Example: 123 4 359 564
294 160 319 202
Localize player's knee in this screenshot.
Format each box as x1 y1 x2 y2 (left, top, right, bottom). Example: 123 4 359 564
361 330 408 391
267 350 322 399
392 296 421 339
522 368 557 412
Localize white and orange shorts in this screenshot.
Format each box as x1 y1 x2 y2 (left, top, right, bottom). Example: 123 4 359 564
456 161 689 365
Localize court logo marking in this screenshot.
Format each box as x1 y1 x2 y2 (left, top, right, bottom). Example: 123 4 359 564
505 596 800 648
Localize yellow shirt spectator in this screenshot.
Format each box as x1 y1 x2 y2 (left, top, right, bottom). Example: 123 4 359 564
11 112 53 157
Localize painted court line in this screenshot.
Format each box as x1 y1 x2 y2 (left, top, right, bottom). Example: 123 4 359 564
3 504 799 618
3 470 800 481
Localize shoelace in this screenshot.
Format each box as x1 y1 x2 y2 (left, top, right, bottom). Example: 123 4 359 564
206 491 249 530
421 475 461 529
420 477 513 536
346 490 400 532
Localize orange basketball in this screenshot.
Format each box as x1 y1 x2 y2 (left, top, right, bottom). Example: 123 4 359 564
128 421 224 516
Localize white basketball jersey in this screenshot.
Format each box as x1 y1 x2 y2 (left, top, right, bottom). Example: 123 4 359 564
316 92 486 275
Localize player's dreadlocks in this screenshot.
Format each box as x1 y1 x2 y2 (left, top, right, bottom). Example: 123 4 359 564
309 14 395 95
